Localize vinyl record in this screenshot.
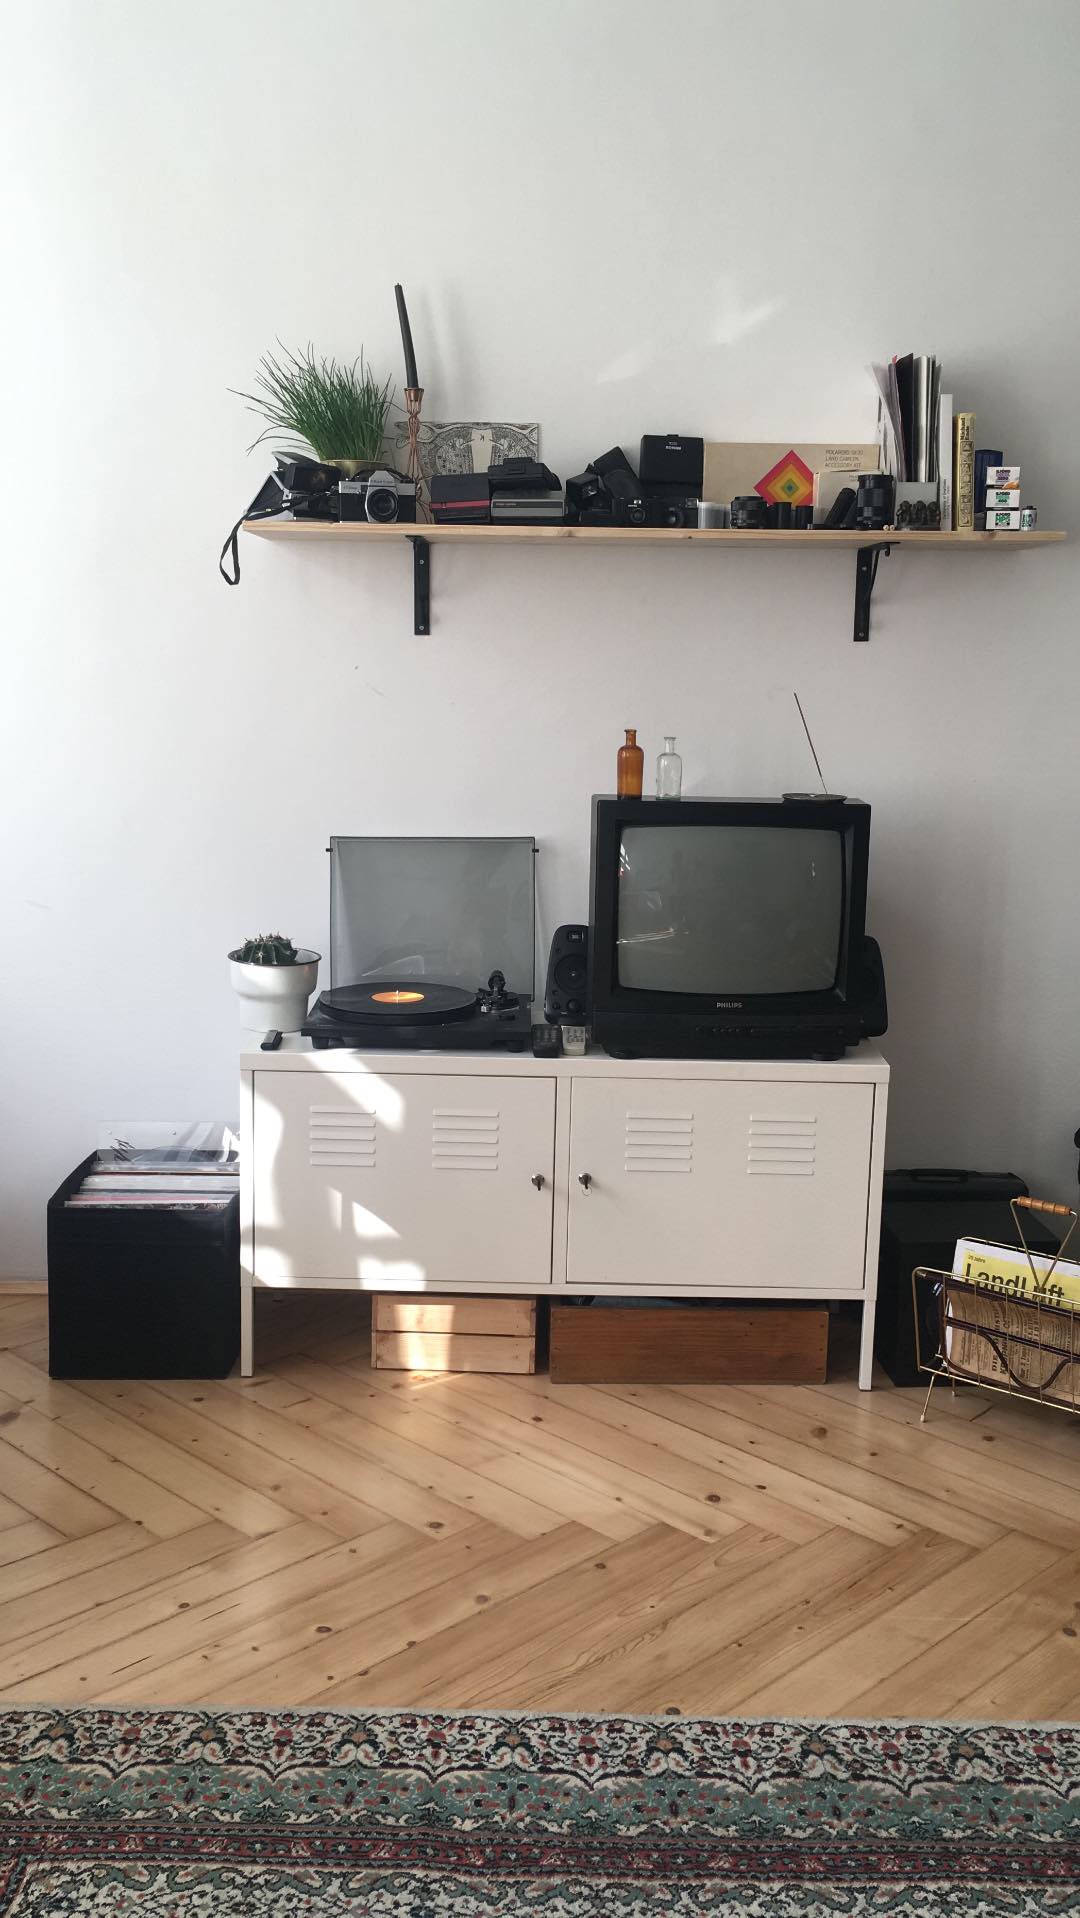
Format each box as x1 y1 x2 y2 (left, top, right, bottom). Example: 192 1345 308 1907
317 981 479 1026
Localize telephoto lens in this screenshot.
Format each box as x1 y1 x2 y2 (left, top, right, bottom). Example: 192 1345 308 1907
855 473 897 530
730 495 768 529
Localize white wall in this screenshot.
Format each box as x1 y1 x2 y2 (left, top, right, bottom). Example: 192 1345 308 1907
2 0 1078 1275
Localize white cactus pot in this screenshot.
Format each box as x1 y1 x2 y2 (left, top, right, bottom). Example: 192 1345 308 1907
229 950 320 1034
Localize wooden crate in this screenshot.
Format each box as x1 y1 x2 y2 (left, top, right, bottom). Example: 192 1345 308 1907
549 1301 828 1384
371 1294 537 1374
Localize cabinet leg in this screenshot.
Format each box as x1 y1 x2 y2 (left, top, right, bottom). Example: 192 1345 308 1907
240 1283 254 1377
858 1297 877 1390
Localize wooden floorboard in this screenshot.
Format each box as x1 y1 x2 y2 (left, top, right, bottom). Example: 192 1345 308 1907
0 1291 1079 1717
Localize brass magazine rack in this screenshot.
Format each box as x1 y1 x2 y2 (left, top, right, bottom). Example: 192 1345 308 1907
914 1196 1080 1422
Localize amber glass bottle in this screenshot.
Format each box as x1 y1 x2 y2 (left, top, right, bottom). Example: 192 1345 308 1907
617 727 644 797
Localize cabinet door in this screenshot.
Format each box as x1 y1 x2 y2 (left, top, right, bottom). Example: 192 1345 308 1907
567 1077 874 1293
254 1072 555 1290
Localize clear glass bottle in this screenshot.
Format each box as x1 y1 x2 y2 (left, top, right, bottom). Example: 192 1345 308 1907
617 727 644 797
656 734 683 798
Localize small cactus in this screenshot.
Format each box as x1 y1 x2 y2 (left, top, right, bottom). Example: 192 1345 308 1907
233 933 299 966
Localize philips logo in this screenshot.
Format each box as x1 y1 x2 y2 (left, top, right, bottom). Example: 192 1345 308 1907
715 1000 743 1009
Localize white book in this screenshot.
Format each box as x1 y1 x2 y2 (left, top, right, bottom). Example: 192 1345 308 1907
937 393 953 530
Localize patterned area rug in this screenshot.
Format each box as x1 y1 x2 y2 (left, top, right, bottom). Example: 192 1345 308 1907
1 1708 1078 1913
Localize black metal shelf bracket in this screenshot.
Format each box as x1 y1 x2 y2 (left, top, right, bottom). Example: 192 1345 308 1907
853 541 891 642
408 534 430 636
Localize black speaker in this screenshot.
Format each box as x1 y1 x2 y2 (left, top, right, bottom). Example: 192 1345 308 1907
876 1170 1058 1385
544 925 589 1024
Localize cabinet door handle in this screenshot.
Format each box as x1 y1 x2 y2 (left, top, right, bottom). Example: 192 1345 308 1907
578 1172 593 1191
531 1173 546 1190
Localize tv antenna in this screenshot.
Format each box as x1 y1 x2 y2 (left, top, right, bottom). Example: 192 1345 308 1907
785 692 847 803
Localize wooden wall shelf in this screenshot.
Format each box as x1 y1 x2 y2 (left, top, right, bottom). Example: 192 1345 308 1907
242 519 1066 640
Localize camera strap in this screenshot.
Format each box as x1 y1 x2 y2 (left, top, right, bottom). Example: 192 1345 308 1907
219 474 287 585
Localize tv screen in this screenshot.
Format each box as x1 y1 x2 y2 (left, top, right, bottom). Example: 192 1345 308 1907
616 824 844 996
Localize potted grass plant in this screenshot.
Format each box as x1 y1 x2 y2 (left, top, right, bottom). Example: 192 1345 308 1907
228 933 320 1033
234 344 394 475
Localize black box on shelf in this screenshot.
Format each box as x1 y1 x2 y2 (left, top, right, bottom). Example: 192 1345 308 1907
430 473 491 524
638 434 704 492
876 1168 1058 1386
47 1154 240 1378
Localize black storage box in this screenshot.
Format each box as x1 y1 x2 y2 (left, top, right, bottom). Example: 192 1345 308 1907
430 472 491 523
877 1168 1059 1386
47 1153 240 1378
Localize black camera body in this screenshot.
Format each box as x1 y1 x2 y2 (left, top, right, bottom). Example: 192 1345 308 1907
644 489 698 528
565 469 603 517
274 454 342 519
339 466 417 524
567 448 649 526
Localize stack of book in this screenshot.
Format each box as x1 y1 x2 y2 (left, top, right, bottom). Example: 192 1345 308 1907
872 355 954 528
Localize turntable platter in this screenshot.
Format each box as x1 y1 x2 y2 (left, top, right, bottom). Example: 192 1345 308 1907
317 981 480 1026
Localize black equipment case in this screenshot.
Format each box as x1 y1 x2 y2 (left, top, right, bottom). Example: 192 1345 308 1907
876 1168 1059 1386
47 1154 240 1378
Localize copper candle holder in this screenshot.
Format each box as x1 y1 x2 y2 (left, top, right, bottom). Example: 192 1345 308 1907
404 384 426 517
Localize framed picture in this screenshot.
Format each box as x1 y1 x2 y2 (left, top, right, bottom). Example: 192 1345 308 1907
389 420 540 482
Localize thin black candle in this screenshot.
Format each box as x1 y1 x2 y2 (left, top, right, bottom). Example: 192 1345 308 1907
394 283 419 390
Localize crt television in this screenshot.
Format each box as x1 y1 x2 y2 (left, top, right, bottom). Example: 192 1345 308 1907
588 795 886 1059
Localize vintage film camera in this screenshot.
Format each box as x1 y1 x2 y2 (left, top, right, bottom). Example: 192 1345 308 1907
338 466 417 524
567 437 705 528
220 454 415 585
271 455 342 520
277 456 417 524
566 447 648 526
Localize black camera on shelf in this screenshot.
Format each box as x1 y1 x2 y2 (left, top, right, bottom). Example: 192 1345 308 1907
567 448 649 526
571 439 648 517
640 433 702 528
645 489 698 529
605 469 650 526
275 454 342 520
338 466 418 524
567 437 706 530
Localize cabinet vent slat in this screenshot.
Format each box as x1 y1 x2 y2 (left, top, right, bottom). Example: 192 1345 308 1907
433 1108 499 1171
748 1158 817 1173
433 1150 502 1166
748 1113 817 1178
308 1105 377 1169
625 1144 694 1158
625 1110 694 1174
624 1163 693 1175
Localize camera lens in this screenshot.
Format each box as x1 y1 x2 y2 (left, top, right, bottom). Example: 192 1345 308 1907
628 502 647 526
365 486 399 523
730 495 767 529
854 473 896 531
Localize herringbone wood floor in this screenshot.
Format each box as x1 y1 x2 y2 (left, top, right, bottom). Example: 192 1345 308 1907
1 1286 1079 1718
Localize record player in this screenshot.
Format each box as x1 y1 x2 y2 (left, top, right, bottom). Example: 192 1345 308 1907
301 835 536 1052
303 969 532 1050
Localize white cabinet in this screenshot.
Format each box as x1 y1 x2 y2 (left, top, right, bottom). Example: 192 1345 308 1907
566 1078 874 1295
252 1070 555 1294
242 1045 888 1385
